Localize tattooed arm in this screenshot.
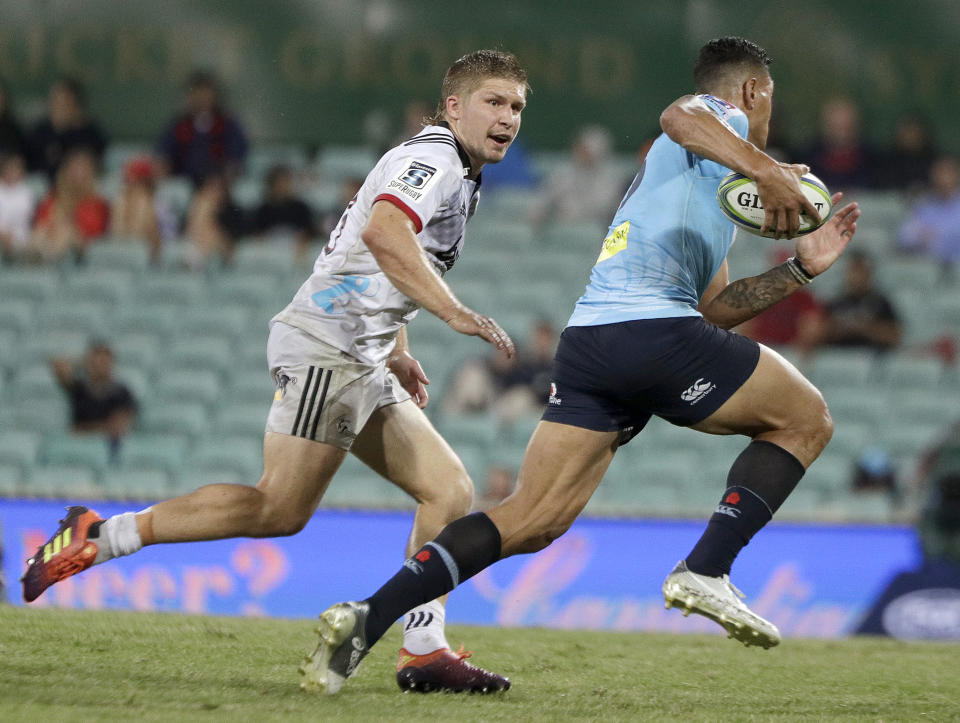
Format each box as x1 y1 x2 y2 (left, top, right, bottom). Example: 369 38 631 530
699 260 805 330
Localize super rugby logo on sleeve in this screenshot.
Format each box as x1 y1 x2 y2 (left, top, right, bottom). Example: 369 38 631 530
387 160 442 204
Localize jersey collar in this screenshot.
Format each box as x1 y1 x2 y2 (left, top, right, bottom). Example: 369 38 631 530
437 120 479 181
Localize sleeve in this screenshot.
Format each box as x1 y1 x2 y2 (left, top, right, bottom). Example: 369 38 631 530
695 94 751 177
371 147 460 233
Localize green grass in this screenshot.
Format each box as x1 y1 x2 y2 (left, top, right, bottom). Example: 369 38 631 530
0 607 956 721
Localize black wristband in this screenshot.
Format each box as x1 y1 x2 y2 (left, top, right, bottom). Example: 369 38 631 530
785 256 813 285
793 256 815 280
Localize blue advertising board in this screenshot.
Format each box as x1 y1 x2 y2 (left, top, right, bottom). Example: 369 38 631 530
0 499 921 638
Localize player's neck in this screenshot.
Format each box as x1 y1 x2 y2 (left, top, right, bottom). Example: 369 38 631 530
437 119 483 180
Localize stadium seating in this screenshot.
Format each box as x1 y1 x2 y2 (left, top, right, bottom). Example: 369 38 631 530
0 181 956 523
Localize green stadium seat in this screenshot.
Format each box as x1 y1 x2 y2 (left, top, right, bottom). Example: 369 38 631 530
233 242 298 275
163 337 234 373
103 142 151 174
880 355 946 389
5 397 70 433
0 463 23 495
139 401 208 437
113 305 178 339
436 414 498 450
776 484 827 520
210 273 285 311
112 332 161 370
809 348 880 388
225 368 274 405
188 435 262 478
153 368 223 406
0 328 19 370
215 402 267 437
498 413 542 447
248 145 309 177
16 331 90 368
177 307 250 339
0 267 60 304
118 434 189 475
35 300 112 337
878 421 943 461
232 177 262 208
0 299 35 336
877 258 941 291
135 274 206 308
63 269 134 305
156 178 193 220
26 464 102 499
323 455 411 509
317 146 377 181
8 366 61 404
101 468 171 499
85 241 152 272
0 430 43 468
42 434 112 474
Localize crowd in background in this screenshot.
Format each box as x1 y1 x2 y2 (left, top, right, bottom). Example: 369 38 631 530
2 72 960 516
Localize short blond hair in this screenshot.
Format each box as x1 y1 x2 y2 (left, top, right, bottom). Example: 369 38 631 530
426 49 530 126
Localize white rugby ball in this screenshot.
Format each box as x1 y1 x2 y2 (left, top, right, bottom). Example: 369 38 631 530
717 171 831 238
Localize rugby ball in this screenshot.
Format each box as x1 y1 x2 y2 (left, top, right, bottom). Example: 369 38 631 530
717 171 831 238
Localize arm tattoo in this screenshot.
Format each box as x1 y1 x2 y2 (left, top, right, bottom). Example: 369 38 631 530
707 262 802 329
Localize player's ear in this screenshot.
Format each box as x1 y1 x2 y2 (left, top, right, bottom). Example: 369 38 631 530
445 95 461 121
742 77 758 110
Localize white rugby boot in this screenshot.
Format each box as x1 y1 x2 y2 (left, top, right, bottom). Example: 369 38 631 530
662 560 781 649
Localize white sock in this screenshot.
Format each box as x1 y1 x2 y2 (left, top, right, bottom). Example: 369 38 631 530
93 512 143 564
401 599 449 655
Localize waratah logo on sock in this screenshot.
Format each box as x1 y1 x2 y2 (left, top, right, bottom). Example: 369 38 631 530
681 378 716 404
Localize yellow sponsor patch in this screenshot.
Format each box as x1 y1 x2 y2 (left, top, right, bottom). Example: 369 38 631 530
596 221 630 264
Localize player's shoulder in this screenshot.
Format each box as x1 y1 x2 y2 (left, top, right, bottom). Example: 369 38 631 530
697 93 744 120
387 123 468 174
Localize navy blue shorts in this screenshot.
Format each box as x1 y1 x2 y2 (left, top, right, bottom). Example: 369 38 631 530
541 317 760 444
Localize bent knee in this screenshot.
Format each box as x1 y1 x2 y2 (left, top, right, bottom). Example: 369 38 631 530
419 462 474 517
503 519 574 556
252 489 312 537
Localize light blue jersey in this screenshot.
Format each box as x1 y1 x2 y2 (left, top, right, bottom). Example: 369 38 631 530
567 94 749 327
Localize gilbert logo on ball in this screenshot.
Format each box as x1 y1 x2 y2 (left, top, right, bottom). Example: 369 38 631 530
717 171 832 238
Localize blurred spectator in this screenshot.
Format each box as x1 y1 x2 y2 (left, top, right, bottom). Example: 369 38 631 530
479 136 537 190
851 447 897 496
183 173 247 270
476 464 515 510
0 82 26 158
443 319 558 423
27 76 107 180
320 176 364 238
876 113 938 192
391 99 433 146
51 341 137 459
29 148 109 263
805 251 902 352
156 70 248 187
111 156 175 262
912 422 960 566
898 155 960 271
252 164 316 262
738 248 823 352
529 125 625 226
0 153 36 262
801 97 877 191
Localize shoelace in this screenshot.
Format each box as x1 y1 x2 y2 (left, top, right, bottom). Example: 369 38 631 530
454 645 473 661
722 576 746 599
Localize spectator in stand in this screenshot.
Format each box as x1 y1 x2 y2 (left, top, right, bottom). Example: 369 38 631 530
0 82 26 158
0 153 36 262
738 247 823 353
110 156 176 263
443 319 558 423
804 250 902 352
898 155 960 272
802 97 876 191
529 125 626 227
251 164 316 262
51 340 137 459
29 147 109 263
156 70 248 187
876 113 938 193
183 172 247 270
476 464 515 510
27 77 107 181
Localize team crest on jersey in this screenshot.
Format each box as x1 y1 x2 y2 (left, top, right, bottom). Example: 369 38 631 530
387 160 441 204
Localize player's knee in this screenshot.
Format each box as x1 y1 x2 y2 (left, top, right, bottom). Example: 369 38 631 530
252 489 310 537
806 391 834 452
507 517 575 556
420 461 474 520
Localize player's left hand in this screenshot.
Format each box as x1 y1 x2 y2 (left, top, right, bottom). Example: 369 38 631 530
794 193 860 277
387 350 430 408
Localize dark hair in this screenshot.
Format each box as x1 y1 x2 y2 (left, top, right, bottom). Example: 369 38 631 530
426 49 530 126
53 76 87 110
694 37 771 94
187 69 218 92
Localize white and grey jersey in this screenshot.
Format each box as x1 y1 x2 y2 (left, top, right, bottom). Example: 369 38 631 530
273 123 480 364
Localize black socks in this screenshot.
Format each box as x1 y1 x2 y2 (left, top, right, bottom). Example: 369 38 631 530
363 512 502 646
685 440 805 578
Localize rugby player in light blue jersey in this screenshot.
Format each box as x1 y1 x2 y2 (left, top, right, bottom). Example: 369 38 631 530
313 37 862 690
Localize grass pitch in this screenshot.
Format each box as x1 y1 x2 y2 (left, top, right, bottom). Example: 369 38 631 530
0 606 956 721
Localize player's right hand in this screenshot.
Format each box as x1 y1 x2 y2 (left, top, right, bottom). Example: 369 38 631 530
445 307 515 358
754 161 822 239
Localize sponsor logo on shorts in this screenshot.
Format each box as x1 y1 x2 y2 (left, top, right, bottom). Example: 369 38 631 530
681 378 716 404
273 372 295 401
336 416 354 440
548 382 562 405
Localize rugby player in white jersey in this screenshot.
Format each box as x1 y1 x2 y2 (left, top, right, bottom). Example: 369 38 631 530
23 49 528 694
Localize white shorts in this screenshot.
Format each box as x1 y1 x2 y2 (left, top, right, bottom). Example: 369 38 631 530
264 321 410 450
